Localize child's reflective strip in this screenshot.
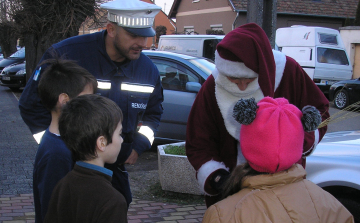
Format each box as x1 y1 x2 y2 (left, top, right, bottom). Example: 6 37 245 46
121 83 154 93
33 130 46 144
138 126 154 145
97 81 111 89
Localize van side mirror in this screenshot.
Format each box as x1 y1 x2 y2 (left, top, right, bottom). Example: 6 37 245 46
186 82 201 93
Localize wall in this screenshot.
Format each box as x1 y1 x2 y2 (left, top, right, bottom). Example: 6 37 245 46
276 14 343 30
340 26 360 78
175 0 234 34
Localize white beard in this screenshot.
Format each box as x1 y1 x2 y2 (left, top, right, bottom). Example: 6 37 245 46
213 49 286 141
213 49 286 165
214 68 265 141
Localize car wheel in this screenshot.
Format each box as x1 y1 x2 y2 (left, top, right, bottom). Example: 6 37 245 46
336 196 360 223
334 90 349 109
324 187 360 223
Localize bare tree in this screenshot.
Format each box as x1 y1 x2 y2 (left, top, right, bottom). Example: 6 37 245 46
14 0 107 81
155 25 167 44
0 0 22 57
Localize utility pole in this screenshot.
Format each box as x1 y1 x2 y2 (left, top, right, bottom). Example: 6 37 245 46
151 0 156 49
247 0 277 48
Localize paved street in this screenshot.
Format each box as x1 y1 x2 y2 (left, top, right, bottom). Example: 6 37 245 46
327 104 360 133
0 87 37 196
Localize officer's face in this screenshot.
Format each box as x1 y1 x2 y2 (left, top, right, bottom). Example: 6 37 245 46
113 26 148 61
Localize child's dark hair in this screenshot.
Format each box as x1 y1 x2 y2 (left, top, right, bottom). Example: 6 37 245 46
221 163 261 199
38 58 98 111
59 94 123 161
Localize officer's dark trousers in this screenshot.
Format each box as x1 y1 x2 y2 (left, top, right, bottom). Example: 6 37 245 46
105 142 133 208
106 163 132 208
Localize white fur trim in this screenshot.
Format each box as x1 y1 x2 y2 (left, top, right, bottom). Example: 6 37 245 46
273 49 286 91
303 129 320 157
197 160 229 196
215 51 258 78
212 68 219 79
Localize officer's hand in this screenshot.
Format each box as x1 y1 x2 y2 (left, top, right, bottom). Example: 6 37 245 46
125 150 139 164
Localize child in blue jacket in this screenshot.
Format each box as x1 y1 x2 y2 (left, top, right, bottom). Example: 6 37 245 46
33 58 97 223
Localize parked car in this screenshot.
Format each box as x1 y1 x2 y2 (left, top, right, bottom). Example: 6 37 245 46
143 50 215 144
158 35 225 61
329 77 360 109
0 47 25 73
307 130 360 222
0 62 26 90
0 46 3 60
276 26 352 95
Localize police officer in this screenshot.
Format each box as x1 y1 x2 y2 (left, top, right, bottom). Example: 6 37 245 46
19 0 164 207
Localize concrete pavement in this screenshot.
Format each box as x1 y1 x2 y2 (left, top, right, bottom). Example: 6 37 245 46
0 86 206 223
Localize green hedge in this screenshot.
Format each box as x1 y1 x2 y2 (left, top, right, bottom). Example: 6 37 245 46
163 145 186 156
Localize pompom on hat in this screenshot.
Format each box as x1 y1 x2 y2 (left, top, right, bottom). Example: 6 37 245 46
233 97 321 173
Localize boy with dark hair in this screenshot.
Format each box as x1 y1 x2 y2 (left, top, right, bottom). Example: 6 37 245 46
45 94 127 222
33 58 97 223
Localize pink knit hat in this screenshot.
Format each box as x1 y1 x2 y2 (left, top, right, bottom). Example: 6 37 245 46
238 97 304 173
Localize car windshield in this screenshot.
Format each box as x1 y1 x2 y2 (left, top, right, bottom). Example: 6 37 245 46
187 58 215 76
9 48 25 58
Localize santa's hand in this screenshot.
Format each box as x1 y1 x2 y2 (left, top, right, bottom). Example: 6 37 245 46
210 169 230 192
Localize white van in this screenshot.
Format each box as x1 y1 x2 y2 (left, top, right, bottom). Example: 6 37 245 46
158 35 225 61
275 26 353 93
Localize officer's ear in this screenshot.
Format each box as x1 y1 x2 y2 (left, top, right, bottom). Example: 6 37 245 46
106 22 117 38
58 93 69 107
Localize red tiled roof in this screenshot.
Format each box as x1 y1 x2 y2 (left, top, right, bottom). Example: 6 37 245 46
231 0 357 18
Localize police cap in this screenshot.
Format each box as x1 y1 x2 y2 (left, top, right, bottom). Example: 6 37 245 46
100 0 162 37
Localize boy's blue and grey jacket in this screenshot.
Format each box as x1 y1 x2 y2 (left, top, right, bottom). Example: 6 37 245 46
19 30 164 162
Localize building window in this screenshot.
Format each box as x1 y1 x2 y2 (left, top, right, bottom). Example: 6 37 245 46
210 24 223 32
184 26 195 35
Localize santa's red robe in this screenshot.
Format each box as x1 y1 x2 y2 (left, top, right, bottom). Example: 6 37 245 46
186 54 330 207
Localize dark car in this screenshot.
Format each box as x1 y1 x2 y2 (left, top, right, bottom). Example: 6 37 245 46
0 47 25 72
329 77 360 109
0 46 3 60
0 62 26 90
142 50 215 144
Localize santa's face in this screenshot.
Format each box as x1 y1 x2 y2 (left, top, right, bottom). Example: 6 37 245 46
226 77 257 91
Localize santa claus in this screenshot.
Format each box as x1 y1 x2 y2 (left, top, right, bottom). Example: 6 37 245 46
185 23 330 207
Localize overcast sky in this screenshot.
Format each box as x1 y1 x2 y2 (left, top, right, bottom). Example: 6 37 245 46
154 0 174 15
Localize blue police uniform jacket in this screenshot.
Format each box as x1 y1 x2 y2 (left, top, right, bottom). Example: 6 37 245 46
19 30 164 162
